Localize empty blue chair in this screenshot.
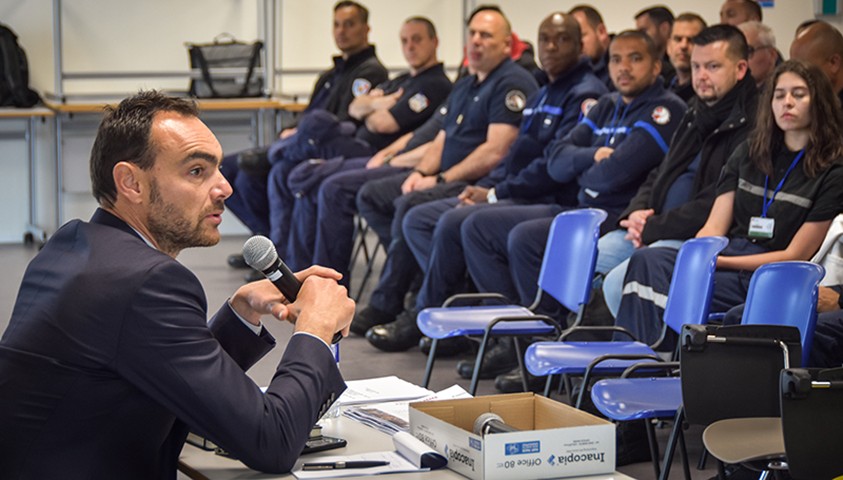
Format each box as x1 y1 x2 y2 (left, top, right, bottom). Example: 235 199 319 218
741 261 823 366
417 208 607 395
526 236 729 406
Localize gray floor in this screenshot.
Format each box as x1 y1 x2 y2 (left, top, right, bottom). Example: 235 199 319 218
0 235 722 480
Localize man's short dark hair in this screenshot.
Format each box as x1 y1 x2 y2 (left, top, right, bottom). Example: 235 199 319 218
334 1 369 24
738 0 763 22
568 4 605 29
612 29 659 60
90 91 199 208
675 12 707 28
406 16 437 38
692 24 749 60
635 6 675 26
796 19 820 36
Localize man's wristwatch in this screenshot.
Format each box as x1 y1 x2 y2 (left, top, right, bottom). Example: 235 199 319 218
486 187 498 204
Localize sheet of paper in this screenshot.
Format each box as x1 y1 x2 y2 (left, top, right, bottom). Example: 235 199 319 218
335 376 433 406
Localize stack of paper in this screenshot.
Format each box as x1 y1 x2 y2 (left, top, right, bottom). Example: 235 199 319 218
344 385 471 435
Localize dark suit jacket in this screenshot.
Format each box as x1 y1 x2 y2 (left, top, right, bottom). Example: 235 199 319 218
0 209 346 479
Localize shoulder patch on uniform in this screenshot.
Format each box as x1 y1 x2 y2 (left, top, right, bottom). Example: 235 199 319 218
352 78 372 97
505 90 527 112
581 98 598 117
408 93 430 113
651 106 671 125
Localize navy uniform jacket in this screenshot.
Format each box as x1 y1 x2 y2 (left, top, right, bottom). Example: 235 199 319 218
547 78 686 214
477 59 608 202
0 209 345 479
440 58 539 173
356 63 452 151
307 45 388 125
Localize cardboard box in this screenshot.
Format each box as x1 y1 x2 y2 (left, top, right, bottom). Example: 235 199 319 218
409 393 615 480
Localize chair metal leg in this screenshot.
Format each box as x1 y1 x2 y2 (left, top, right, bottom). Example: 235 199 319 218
645 419 661 479
543 375 554 397
658 407 685 480
677 422 692 480
469 330 494 396
353 241 382 303
697 448 708 471
716 460 727 480
421 338 438 388
512 337 529 393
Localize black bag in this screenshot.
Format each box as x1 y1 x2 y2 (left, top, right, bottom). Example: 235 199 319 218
187 33 264 98
0 23 40 107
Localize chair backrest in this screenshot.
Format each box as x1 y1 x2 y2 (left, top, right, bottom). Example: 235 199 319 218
780 367 843 480
662 236 729 335
537 208 607 312
680 323 802 427
742 261 825 366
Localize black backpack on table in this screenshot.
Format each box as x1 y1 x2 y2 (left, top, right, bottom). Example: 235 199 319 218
0 23 40 108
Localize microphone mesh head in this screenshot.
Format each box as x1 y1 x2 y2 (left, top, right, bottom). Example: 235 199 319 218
472 412 504 436
242 235 278 271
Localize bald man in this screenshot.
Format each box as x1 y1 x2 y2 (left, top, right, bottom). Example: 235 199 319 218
790 20 843 103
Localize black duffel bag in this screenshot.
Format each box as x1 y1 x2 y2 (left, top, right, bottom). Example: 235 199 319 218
187 33 264 98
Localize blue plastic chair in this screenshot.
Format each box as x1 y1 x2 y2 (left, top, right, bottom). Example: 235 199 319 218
525 236 729 406
741 261 822 366
603 261 823 480
417 208 607 395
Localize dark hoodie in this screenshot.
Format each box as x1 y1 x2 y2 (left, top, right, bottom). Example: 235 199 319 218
620 73 759 244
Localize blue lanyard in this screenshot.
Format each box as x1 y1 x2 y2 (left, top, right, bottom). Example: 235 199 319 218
761 149 804 218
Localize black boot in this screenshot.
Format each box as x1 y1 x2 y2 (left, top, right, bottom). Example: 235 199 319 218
419 336 475 357
350 305 395 336
366 310 422 352
456 338 518 379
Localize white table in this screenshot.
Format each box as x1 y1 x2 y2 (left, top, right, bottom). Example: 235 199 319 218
178 416 636 480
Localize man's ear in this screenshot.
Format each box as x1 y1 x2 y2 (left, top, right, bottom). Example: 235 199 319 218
113 161 144 204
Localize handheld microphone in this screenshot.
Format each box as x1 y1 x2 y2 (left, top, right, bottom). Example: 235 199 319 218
242 235 342 344
472 412 519 436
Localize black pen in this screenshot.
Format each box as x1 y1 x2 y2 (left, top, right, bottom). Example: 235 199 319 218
302 460 389 471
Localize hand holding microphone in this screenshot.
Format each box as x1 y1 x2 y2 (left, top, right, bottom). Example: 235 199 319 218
242 235 346 344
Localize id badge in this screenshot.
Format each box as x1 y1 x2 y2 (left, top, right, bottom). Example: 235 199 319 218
748 216 774 239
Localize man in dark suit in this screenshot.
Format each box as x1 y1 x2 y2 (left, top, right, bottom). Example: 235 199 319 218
0 91 353 479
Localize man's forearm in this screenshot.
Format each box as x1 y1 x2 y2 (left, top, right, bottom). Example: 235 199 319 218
441 141 509 182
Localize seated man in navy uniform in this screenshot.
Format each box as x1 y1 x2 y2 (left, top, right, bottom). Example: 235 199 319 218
349 7 539 347
0 91 353 478
569 4 613 90
223 0 388 263
277 16 453 272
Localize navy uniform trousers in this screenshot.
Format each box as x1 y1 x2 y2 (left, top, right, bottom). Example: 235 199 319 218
221 154 270 236
404 198 508 310
357 173 466 315
307 161 407 285
462 205 618 312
